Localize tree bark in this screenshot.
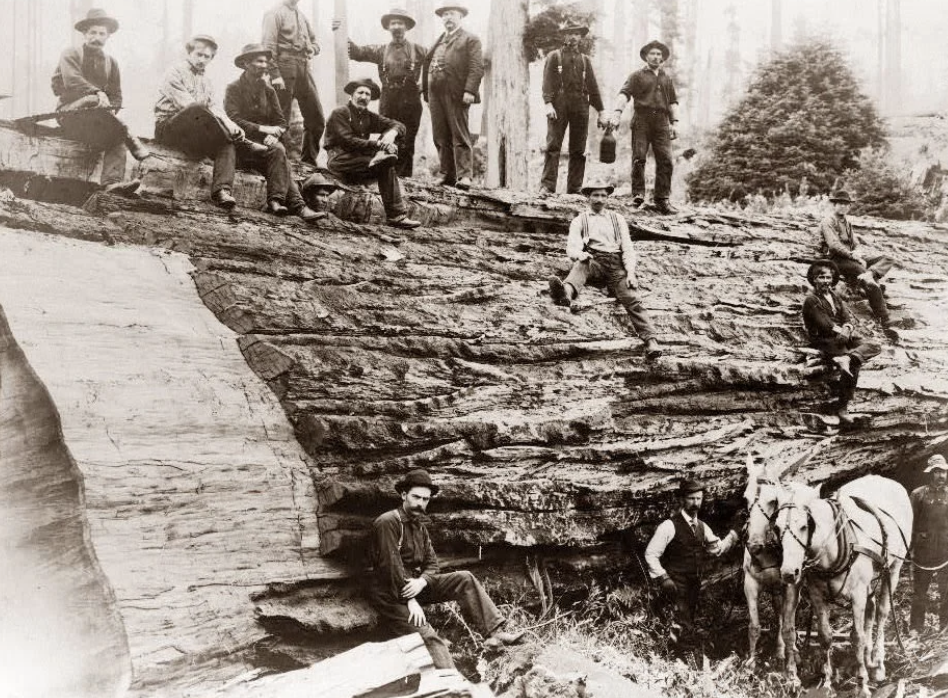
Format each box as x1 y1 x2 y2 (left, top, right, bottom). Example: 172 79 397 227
770 0 782 51
333 0 349 105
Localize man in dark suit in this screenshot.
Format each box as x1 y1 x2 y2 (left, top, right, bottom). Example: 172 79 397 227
910 454 948 634
422 3 484 191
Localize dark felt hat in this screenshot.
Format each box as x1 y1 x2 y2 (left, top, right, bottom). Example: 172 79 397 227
382 8 416 30
806 260 841 287
187 34 219 52
640 40 670 61
234 43 272 69
75 8 119 34
679 477 705 495
580 178 615 196
395 469 440 495
829 190 854 204
345 78 382 100
435 3 468 17
559 22 589 36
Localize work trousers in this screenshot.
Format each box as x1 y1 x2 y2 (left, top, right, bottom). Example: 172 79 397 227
380 86 422 177
236 142 304 210
274 54 325 164
832 254 895 323
155 104 235 197
631 107 673 201
811 334 881 406
327 149 407 219
656 574 701 646
563 252 656 341
911 566 948 631
540 94 590 194
428 80 473 182
369 570 505 670
57 106 133 186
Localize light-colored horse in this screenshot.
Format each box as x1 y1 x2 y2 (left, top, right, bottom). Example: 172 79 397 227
774 475 913 697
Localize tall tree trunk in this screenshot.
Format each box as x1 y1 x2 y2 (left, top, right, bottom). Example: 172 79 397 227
723 3 740 103
584 0 605 171
876 0 885 104
682 0 698 131
770 0 782 51
884 0 901 114
484 0 529 190
161 0 171 73
632 0 650 58
408 0 435 170
333 0 349 105
613 0 627 86
183 0 195 41
657 0 679 71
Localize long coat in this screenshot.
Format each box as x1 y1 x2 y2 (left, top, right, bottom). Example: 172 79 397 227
421 28 484 104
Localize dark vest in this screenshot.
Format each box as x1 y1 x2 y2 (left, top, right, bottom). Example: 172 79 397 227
914 485 948 566
661 514 707 579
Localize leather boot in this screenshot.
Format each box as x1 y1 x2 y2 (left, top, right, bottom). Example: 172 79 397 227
125 135 151 161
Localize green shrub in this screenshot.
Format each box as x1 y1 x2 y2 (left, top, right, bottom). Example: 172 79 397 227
843 148 931 220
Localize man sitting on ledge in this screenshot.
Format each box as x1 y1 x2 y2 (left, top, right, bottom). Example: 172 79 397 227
325 78 421 229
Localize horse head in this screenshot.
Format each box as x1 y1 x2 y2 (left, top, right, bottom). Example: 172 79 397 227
775 483 820 584
744 455 781 556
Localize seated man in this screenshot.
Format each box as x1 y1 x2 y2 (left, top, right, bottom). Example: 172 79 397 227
325 78 421 229
52 8 151 195
369 469 521 669
547 178 662 360
802 260 881 422
155 34 268 210
224 43 323 223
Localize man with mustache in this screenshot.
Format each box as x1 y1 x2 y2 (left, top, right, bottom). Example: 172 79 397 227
910 454 948 635
422 3 484 191
324 78 421 229
369 469 522 669
52 8 151 195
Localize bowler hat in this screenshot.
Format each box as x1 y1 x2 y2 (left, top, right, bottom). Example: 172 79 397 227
829 190 854 204
345 78 382 101
679 477 705 495
806 260 840 287
640 40 670 62
234 43 272 68
435 3 468 17
580 178 615 196
558 22 589 37
925 454 948 473
382 8 416 30
75 8 119 34
395 469 440 495
186 34 219 53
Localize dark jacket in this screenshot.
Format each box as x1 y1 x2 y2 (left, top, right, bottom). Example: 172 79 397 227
541 48 603 112
661 513 708 580
223 72 286 141
370 507 439 600
51 46 122 109
911 485 948 566
802 289 853 344
422 28 484 103
324 103 405 154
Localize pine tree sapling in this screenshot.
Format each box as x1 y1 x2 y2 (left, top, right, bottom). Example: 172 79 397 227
523 2 596 63
843 149 930 220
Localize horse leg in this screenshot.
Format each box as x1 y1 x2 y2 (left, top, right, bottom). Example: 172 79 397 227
850 588 871 698
744 572 761 669
864 593 876 669
781 583 801 687
813 588 834 689
871 563 901 683
772 585 786 666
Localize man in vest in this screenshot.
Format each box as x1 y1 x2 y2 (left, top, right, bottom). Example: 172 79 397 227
539 22 604 195
547 179 662 360
369 469 522 669
910 454 948 634
645 477 739 647
336 8 427 177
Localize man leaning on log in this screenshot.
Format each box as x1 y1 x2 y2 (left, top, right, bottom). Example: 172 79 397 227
52 8 151 196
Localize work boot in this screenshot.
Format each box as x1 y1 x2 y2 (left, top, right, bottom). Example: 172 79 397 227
388 214 421 229
832 354 853 377
631 195 645 208
126 136 151 161
538 185 554 197
483 627 525 650
548 276 571 307
103 179 141 197
836 404 853 423
456 177 472 191
291 205 326 224
644 337 662 360
266 198 289 217
654 199 677 215
439 176 457 188
212 188 237 210
235 135 269 155
368 150 398 170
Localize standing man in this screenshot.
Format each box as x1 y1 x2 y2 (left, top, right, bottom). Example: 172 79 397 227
645 477 740 648
609 40 679 214
819 190 895 329
422 3 484 191
338 8 427 178
262 0 325 165
539 22 604 196
546 179 663 360
910 454 948 635
325 78 421 229
369 469 522 669
52 8 151 195
224 43 324 223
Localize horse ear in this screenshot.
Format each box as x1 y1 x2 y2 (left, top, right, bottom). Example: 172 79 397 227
745 453 759 481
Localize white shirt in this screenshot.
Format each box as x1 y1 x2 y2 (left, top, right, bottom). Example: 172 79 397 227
565 208 637 277
644 510 737 579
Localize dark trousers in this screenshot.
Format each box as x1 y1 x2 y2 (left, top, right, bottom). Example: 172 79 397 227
237 142 304 210
380 87 422 177
631 107 673 201
656 574 701 644
155 105 235 196
428 81 473 182
832 254 895 323
57 107 132 186
327 149 407 219
811 334 881 406
370 571 505 670
540 95 590 194
911 566 948 631
563 252 656 341
275 55 325 164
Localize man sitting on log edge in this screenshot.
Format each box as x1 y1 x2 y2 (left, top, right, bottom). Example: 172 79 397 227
154 34 270 211
368 469 522 669
325 78 421 229
802 260 881 423
224 43 324 223
547 179 662 360
52 8 152 196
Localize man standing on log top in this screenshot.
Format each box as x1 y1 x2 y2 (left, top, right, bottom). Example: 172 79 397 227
645 477 739 649
52 8 151 196
334 8 427 178
224 43 324 223
547 179 662 360
802 260 881 423
422 3 484 191
608 40 679 214
262 0 325 165
538 22 604 196
369 469 522 669
819 190 896 330
910 454 948 635
325 78 421 229
154 34 270 211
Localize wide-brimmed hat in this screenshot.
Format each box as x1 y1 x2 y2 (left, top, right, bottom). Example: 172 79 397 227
559 22 589 36
925 454 948 473
302 172 337 193
580 178 615 196
640 40 670 61
435 3 468 17
806 260 841 287
234 43 272 68
382 8 416 30
395 469 440 495
186 34 218 52
829 190 854 204
345 78 382 100
679 477 705 495
75 8 119 34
